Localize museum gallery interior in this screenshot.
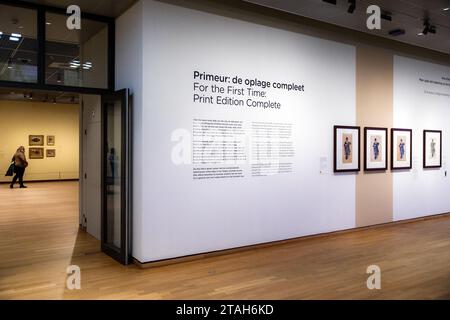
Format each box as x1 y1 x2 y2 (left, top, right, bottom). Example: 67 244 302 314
0 0 449 301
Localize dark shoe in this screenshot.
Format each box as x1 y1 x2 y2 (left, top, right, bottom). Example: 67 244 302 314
10 184 13 189
20 185 27 188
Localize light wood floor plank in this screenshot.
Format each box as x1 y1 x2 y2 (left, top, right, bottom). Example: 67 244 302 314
0 182 449 299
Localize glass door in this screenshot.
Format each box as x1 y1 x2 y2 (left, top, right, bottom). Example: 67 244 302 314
101 89 132 265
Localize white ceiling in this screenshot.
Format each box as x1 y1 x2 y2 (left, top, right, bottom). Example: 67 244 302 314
244 0 450 54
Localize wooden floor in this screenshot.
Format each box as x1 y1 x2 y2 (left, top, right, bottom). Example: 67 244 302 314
0 181 449 300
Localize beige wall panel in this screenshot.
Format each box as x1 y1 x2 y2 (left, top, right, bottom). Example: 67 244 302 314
356 45 393 227
0 100 80 182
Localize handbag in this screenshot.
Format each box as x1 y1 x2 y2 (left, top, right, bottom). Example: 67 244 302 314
5 162 15 177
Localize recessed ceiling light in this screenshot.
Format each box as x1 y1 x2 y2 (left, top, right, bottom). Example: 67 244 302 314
11 33 21 38
443 7 450 11
389 29 406 36
9 36 20 41
46 22 52 25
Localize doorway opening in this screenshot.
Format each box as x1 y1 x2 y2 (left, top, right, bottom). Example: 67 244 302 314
0 87 131 265
0 88 102 260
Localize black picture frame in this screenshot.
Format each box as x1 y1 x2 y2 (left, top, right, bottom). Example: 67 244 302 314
423 130 442 169
364 127 388 171
333 125 361 173
391 128 412 170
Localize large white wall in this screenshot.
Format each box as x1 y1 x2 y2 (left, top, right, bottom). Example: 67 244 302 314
393 56 450 221
117 0 357 262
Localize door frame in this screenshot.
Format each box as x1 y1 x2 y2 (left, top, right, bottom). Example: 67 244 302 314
101 89 132 265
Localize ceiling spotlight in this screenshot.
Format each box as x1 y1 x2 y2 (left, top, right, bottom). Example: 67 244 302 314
348 0 356 14
0 31 3 39
389 29 405 36
381 12 392 21
418 21 436 36
9 36 20 41
443 7 450 11
46 22 52 25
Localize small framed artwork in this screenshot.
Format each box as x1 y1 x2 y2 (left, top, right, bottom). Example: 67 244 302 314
423 130 442 168
364 127 388 171
47 135 55 146
391 128 412 170
29 148 44 159
46 149 56 158
334 125 360 173
29 135 44 146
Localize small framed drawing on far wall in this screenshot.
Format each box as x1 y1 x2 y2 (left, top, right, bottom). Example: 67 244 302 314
46 149 56 158
29 148 44 159
364 127 388 171
334 125 360 173
47 135 55 146
391 128 412 170
423 130 442 168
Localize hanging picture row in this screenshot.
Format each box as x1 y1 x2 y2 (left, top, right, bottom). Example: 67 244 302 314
333 126 442 173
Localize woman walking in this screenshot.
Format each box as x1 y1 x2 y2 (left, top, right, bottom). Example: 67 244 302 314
10 146 28 189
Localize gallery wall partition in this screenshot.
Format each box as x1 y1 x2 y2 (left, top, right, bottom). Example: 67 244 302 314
118 0 357 262
393 56 450 222
116 0 450 263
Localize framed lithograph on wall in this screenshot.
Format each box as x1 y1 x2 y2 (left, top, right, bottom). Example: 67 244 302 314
391 128 412 170
423 130 442 168
29 135 44 146
29 148 44 159
47 135 55 146
46 149 56 158
364 127 388 171
334 125 360 173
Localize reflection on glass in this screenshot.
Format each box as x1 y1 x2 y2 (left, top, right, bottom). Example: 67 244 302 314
45 12 108 88
0 5 37 82
106 101 122 248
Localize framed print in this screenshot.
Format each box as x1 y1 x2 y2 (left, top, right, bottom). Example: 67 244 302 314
364 127 388 171
391 128 412 170
29 135 44 146
423 130 442 168
46 149 56 158
29 148 44 159
47 135 55 146
334 125 360 173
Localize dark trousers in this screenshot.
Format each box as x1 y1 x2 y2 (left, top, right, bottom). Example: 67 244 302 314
11 166 25 187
